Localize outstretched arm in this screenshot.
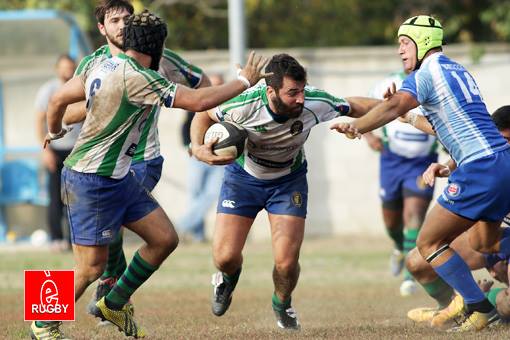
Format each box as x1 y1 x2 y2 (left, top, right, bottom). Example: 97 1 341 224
345 97 382 118
173 51 271 112
399 111 436 136
331 91 419 137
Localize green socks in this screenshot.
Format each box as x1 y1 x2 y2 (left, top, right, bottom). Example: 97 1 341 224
223 267 241 287
101 233 127 280
422 277 454 308
386 227 404 251
403 228 419 280
105 250 158 310
486 287 504 308
272 292 291 312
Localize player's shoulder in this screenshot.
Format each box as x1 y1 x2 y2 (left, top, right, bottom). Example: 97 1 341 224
221 83 266 112
161 48 186 64
304 85 345 103
75 45 111 76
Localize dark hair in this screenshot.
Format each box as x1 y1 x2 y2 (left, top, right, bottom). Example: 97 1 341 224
56 54 75 65
94 0 134 24
492 105 510 131
264 54 307 90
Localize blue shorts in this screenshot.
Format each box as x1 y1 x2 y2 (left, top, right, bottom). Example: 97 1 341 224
131 156 164 192
61 167 159 246
217 162 308 218
379 150 437 203
438 149 510 222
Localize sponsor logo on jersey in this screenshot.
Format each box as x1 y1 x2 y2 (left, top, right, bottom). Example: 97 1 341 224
446 183 460 197
222 200 236 208
291 192 302 207
290 121 304 136
125 143 138 157
254 124 268 133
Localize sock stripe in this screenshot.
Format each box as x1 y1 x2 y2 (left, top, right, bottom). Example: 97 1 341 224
126 267 146 283
105 251 158 308
119 276 138 291
133 255 156 274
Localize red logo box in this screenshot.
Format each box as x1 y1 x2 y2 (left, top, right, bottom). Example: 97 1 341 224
24 270 75 321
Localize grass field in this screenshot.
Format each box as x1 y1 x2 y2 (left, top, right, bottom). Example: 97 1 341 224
0 235 507 339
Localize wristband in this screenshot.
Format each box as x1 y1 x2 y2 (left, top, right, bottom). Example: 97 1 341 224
408 111 419 127
48 129 63 139
236 69 251 89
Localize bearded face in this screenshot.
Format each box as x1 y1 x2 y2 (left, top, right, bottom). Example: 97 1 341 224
270 91 304 118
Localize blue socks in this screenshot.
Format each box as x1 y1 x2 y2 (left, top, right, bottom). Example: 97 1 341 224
434 252 485 304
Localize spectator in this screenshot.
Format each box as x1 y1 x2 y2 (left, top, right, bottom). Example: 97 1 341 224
34 55 81 251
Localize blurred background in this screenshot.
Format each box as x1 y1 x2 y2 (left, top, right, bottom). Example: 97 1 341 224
0 0 510 244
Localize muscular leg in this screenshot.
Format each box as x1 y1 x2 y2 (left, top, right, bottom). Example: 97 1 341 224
212 213 253 275
104 207 178 310
407 232 488 308
402 195 431 280
269 214 305 303
417 204 495 312
210 213 253 316
73 244 108 300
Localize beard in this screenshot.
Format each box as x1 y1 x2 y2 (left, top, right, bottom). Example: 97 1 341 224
271 93 304 118
105 29 123 50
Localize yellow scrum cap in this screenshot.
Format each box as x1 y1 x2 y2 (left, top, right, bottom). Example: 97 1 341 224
398 15 443 61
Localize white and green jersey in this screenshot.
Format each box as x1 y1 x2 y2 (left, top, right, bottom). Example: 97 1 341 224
65 53 177 179
370 72 437 158
214 84 351 180
75 45 204 163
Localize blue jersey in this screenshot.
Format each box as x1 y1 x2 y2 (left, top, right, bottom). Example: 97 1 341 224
400 53 509 165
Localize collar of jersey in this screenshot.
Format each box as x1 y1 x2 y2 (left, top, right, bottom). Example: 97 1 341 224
102 45 113 58
262 87 290 124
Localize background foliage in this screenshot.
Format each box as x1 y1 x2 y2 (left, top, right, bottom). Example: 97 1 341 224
1 0 509 50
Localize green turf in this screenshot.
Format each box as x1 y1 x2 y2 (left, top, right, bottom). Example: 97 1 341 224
1 235 507 339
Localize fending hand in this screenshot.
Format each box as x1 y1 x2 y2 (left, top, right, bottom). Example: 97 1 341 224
237 51 273 88
329 122 361 139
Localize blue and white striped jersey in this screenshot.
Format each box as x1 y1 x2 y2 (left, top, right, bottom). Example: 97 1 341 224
400 52 508 165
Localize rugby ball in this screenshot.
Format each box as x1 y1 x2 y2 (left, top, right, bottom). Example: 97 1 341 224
204 121 248 158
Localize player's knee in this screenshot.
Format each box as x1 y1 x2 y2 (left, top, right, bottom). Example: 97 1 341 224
213 251 240 272
76 263 105 284
416 235 436 258
157 230 179 255
274 258 299 276
406 248 427 277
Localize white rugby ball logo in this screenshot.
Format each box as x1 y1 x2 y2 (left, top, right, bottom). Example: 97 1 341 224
204 122 248 158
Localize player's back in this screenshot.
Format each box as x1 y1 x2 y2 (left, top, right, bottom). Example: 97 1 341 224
401 53 508 165
66 54 176 179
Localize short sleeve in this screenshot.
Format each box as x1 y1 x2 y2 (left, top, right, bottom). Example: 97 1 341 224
159 49 204 88
127 70 178 109
400 70 432 105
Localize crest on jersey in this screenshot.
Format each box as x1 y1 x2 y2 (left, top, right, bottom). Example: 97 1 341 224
290 121 304 136
291 192 303 207
446 183 461 197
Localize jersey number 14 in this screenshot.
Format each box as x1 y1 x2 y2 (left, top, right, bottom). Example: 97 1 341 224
450 71 481 103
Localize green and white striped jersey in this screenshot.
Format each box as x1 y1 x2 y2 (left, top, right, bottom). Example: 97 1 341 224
214 84 351 180
75 45 204 162
65 53 177 178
